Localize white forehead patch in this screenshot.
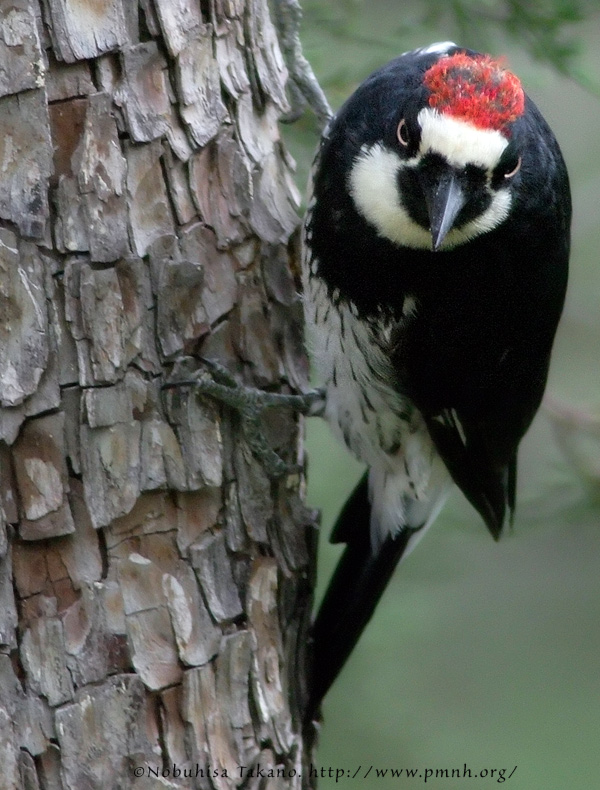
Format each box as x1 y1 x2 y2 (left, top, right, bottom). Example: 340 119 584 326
348 143 512 251
417 107 509 170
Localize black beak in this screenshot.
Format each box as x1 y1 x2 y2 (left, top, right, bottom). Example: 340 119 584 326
421 170 467 251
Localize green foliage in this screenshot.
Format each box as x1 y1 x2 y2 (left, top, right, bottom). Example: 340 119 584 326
422 0 595 86
300 0 598 93
292 3 600 788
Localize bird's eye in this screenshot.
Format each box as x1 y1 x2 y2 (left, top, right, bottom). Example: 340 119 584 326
397 119 410 147
503 156 522 179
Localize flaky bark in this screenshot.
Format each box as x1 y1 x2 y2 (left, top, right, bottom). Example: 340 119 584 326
0 1 318 788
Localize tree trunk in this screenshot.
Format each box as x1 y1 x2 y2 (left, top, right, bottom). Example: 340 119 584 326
0 1 318 788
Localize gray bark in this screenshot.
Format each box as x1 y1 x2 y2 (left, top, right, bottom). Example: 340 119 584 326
0 0 318 787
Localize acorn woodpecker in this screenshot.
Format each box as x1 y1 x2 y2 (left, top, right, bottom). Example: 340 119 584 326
303 42 570 710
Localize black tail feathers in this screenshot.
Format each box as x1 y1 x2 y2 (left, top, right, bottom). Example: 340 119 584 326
307 473 415 717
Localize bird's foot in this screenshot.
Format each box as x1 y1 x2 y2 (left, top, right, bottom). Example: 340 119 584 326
270 0 333 128
163 357 325 478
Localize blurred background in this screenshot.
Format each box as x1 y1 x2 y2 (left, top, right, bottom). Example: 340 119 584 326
282 1 600 787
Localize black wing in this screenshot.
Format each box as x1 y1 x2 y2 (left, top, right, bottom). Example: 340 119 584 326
423 409 517 538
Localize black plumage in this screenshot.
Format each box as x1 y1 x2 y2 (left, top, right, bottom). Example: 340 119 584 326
303 43 570 714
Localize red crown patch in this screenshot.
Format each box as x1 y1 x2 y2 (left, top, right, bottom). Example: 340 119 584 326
423 52 525 133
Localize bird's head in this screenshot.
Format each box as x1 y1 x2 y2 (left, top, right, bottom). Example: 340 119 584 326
348 49 526 251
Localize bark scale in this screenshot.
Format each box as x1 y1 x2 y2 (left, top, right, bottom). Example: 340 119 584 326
0 1 318 788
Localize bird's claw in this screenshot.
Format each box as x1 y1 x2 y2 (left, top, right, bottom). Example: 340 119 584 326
163 358 325 478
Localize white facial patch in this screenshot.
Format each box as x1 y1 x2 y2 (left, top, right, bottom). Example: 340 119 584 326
349 133 513 251
417 107 509 170
349 145 433 250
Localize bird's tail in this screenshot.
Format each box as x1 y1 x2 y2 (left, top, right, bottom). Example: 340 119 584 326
307 472 417 717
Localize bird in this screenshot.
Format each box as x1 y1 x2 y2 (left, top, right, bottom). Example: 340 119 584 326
302 42 571 713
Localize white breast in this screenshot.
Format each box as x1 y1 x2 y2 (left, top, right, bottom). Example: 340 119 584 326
302 267 404 464
301 235 450 548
